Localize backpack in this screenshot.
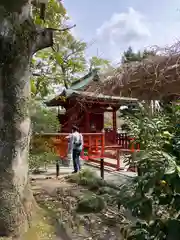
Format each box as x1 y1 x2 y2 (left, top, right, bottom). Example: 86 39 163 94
73 134 82 148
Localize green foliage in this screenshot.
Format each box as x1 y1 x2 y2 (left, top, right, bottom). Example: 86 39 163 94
33 0 68 29
32 0 86 96
29 152 56 172
51 35 87 88
30 100 59 133
119 105 180 239
31 0 70 98
67 168 105 190
76 194 106 213
31 0 113 98
121 46 156 63
89 56 111 72
30 101 58 171
30 133 57 172
68 170 107 213
67 169 122 208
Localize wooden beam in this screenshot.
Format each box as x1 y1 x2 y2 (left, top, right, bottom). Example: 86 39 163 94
112 108 117 144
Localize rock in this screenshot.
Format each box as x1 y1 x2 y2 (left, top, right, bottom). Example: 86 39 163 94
76 194 106 213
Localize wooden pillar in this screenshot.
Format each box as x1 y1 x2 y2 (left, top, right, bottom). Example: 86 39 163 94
100 158 104 179
85 110 90 132
102 112 104 131
112 108 117 143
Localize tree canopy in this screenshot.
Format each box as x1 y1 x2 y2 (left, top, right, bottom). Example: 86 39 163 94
121 46 156 63
31 0 111 99
89 56 111 72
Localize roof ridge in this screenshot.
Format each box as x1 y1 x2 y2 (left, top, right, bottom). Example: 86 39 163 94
71 69 99 88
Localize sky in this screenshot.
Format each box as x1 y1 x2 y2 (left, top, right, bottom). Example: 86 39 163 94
63 0 180 64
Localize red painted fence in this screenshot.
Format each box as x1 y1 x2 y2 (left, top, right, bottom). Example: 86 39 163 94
34 131 140 172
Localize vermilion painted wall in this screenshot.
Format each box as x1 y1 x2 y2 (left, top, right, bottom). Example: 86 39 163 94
89 112 103 132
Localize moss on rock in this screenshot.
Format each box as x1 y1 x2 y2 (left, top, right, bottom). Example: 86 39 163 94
76 194 106 213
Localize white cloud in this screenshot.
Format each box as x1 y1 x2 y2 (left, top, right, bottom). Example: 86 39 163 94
96 7 151 59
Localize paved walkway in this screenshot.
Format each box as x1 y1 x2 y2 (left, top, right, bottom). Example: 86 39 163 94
30 160 136 188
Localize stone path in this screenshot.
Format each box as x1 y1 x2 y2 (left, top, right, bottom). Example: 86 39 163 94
31 161 136 187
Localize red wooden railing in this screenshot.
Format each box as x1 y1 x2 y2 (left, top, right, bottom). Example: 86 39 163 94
104 128 116 145
104 129 140 150
35 132 105 160
116 133 140 150
34 131 140 172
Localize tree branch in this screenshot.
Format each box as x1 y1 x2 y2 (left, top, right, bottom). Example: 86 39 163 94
32 73 41 76
48 24 76 32
33 27 53 54
33 24 76 54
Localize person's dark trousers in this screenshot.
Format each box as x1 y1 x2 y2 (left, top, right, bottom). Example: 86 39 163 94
56 160 60 178
72 149 81 172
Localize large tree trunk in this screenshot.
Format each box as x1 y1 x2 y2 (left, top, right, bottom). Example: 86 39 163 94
0 1 53 237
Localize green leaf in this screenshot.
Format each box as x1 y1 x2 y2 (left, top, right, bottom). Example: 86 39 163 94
159 194 172 205
31 79 36 95
164 153 176 175
165 163 176 175
55 53 64 65
167 219 180 240
173 194 180 211
176 165 180 177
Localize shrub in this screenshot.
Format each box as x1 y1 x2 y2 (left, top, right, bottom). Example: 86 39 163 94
118 105 180 239
67 168 105 190
29 135 57 172
76 194 106 213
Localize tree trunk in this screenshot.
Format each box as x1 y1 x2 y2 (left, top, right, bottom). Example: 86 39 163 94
0 1 53 237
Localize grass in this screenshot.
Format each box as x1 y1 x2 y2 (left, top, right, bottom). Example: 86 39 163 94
22 209 56 240
0 209 56 240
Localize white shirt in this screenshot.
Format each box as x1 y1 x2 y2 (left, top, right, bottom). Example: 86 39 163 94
69 131 83 151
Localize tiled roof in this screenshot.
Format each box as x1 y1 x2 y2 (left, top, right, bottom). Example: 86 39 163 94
45 88 138 107
70 69 99 90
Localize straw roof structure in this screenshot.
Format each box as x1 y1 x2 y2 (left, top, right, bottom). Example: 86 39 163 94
85 43 180 100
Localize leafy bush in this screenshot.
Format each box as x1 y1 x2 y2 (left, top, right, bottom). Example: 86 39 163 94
76 194 106 213
67 168 106 190
30 100 59 134
119 104 180 239
29 100 59 172
30 134 57 172
29 152 57 173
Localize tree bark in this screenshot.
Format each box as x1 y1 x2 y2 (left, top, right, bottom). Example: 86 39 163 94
0 1 53 237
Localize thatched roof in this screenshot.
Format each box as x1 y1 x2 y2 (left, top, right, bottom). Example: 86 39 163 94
83 43 180 100
48 43 180 103
99 53 180 100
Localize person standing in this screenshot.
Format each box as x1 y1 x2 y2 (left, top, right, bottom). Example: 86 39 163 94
56 158 60 179
69 125 83 173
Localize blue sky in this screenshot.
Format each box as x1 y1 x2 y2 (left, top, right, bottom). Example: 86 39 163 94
63 0 180 64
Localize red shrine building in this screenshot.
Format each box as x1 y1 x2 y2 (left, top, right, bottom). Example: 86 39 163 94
45 70 138 146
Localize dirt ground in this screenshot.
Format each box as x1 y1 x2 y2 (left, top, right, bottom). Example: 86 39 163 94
31 176 124 240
